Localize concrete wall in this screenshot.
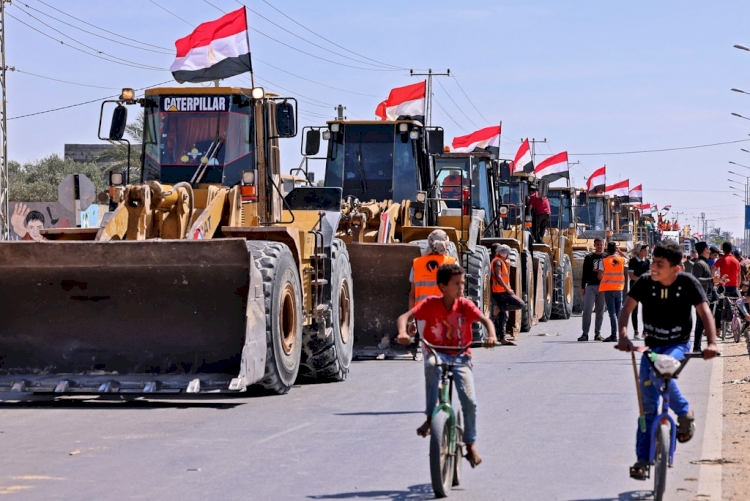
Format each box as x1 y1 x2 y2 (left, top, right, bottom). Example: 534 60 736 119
64 144 141 166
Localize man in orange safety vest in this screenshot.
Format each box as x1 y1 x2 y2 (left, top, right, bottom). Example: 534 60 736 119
491 244 524 345
598 241 626 342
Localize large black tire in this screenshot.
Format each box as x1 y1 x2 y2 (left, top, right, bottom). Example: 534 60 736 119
534 251 552 322
572 250 588 314
466 246 492 345
551 254 574 319
520 250 534 332
300 239 354 381
429 411 454 498
247 241 303 395
654 423 670 501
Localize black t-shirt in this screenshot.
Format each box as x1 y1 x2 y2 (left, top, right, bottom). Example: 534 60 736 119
628 257 650 281
628 272 707 347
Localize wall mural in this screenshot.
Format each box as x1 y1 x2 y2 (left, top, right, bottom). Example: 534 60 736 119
9 202 76 241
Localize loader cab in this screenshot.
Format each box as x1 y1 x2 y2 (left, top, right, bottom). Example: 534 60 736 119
576 193 607 232
434 152 495 225
321 121 432 203
548 187 574 230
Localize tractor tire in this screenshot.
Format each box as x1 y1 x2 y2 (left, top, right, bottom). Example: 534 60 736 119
520 250 534 332
534 251 553 322
551 254 574 319
466 245 492 345
300 239 354 381
572 250 588 314
247 241 303 395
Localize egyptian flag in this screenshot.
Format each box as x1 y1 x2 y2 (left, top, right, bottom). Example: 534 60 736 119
586 166 606 194
628 184 643 203
663 205 672 212
636 203 650 212
534 151 569 182
170 7 252 84
375 81 426 122
512 138 533 173
452 125 501 155
605 179 629 197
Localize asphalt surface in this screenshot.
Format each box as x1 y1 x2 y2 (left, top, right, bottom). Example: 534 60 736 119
0 314 719 501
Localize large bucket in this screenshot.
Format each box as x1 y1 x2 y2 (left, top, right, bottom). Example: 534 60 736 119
348 243 421 359
0 239 261 394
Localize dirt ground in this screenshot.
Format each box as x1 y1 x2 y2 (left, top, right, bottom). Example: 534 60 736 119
721 336 750 500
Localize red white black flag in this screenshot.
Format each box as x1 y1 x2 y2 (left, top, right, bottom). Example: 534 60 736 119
605 179 629 197
512 138 533 173
452 125 501 155
628 184 643 203
534 151 569 182
170 7 252 84
375 81 426 122
586 166 606 194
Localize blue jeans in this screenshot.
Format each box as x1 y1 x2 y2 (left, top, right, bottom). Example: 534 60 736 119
424 351 477 444
636 342 691 461
604 291 622 337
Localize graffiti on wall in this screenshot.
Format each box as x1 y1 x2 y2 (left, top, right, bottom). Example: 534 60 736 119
9 202 75 241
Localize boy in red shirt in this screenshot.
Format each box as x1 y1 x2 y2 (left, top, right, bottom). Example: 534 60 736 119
397 263 498 467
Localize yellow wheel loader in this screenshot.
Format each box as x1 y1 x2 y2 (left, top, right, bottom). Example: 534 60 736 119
301 121 494 357
0 86 354 396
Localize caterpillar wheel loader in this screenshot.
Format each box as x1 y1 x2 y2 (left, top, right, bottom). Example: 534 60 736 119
300 120 494 357
0 86 354 397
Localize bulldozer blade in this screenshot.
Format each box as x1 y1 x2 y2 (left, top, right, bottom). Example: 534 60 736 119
348 243 421 360
0 239 259 394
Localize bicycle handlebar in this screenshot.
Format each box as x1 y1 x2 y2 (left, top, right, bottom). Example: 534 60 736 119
420 338 473 356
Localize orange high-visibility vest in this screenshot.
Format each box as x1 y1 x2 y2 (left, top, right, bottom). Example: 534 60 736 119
491 257 510 293
412 254 457 304
599 255 625 292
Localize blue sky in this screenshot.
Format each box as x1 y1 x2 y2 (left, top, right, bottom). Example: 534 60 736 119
7 0 750 235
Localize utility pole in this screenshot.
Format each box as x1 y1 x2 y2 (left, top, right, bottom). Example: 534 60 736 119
0 2 7 240
409 68 450 126
529 138 547 165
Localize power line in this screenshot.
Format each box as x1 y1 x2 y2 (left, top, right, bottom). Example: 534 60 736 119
9 67 121 89
435 78 479 130
149 0 193 27
254 57 380 97
19 2 172 54
451 74 491 126
259 0 409 71
569 138 750 156
6 11 166 71
36 0 170 51
433 96 468 133
8 80 173 120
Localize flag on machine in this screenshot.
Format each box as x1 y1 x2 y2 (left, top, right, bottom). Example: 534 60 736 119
452 125 502 155
511 138 533 173
375 81 426 122
170 7 252 84
586 166 606 194
605 179 629 197
534 151 569 182
628 184 643 203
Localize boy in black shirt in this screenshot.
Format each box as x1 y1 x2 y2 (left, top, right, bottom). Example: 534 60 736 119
616 240 718 480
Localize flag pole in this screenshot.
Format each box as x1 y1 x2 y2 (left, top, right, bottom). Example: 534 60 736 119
243 6 255 88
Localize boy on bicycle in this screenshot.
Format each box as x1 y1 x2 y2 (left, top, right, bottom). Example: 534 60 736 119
616 240 718 480
396 263 498 468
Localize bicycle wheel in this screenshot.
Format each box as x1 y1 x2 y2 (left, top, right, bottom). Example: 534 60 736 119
653 423 670 501
429 411 454 498
733 316 741 343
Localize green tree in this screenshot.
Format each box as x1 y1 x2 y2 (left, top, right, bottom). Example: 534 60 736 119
9 154 109 202
708 227 733 245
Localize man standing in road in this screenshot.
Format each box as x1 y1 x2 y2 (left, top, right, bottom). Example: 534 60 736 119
527 185 551 244
692 241 716 350
628 242 650 340
713 241 741 332
578 237 607 341
598 242 626 342
490 244 524 346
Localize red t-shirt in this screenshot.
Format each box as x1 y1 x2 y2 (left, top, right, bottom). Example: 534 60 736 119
528 193 551 215
715 254 741 287
411 296 480 355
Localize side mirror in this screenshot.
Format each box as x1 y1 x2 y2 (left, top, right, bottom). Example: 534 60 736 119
538 178 549 198
276 101 296 138
498 161 511 183
577 191 588 207
426 128 444 155
304 128 321 156
109 105 128 140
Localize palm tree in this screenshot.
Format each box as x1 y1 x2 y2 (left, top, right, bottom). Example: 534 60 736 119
708 227 733 245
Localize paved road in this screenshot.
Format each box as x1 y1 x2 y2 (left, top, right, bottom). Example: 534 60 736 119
0 315 719 500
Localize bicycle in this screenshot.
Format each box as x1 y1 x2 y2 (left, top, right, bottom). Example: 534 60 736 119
713 290 745 343
421 339 472 498
625 348 708 501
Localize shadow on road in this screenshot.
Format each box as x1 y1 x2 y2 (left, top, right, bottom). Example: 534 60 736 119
335 411 423 416
565 490 653 501
0 396 248 410
308 483 434 500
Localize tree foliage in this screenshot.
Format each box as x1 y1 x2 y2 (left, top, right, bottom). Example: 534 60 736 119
708 226 733 245
9 155 109 202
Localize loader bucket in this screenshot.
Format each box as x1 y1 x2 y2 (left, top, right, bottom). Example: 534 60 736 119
348 243 421 359
0 239 259 395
